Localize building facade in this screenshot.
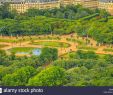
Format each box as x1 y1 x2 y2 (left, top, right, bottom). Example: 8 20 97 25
82 0 98 9
10 1 60 13
9 0 99 13
72 0 98 9
0 0 113 15
98 0 113 15
60 0 73 6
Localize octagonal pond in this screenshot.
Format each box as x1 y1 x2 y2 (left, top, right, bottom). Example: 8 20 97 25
9 47 41 56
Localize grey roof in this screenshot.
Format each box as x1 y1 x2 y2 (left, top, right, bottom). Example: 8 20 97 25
99 0 113 3
0 0 58 3
27 0 58 3
0 0 25 3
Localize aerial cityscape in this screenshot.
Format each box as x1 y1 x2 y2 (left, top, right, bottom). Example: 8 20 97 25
0 0 113 87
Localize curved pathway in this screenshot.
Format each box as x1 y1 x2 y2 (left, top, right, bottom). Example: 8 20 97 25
0 34 113 56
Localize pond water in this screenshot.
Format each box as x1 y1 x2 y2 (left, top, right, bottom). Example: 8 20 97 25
15 48 41 56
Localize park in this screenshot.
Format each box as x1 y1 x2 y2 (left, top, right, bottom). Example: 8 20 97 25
0 4 113 86
0 33 113 57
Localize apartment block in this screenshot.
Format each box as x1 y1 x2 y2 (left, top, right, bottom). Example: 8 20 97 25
60 0 73 6
99 0 113 15
10 1 60 13
0 0 113 15
83 0 98 9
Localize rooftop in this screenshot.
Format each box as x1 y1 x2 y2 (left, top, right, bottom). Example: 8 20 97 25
0 0 59 3
99 0 113 3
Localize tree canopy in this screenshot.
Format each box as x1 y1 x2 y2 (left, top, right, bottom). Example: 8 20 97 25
28 66 67 86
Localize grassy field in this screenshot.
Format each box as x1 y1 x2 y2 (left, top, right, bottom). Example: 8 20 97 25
0 38 18 43
0 36 61 43
32 36 61 40
31 41 70 48
104 48 113 52
77 46 97 51
9 47 38 53
0 44 8 48
66 38 85 45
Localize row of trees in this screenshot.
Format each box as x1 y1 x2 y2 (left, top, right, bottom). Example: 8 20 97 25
25 5 97 20
0 16 75 36
75 19 113 44
0 4 112 44
0 3 109 20
0 3 17 19
0 15 113 44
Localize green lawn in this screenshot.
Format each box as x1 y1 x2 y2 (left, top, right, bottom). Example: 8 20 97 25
0 36 61 43
0 38 21 43
77 46 97 51
66 38 85 45
0 44 8 48
32 36 61 40
104 48 113 52
9 47 37 53
31 41 70 48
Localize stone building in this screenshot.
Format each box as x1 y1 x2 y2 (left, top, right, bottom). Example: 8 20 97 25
0 0 113 15
82 0 98 9
98 0 113 15
10 0 60 13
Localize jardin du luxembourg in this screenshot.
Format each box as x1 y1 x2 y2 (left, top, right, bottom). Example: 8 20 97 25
0 0 113 86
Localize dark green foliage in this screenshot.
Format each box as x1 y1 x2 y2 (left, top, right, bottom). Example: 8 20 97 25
0 50 11 66
0 50 6 56
0 16 75 36
39 47 58 64
0 47 113 86
53 59 107 70
75 18 113 44
28 66 67 86
80 13 99 20
53 59 78 69
76 50 98 59
25 5 95 20
104 54 113 63
0 47 58 85
0 3 17 19
2 66 36 86
66 64 113 86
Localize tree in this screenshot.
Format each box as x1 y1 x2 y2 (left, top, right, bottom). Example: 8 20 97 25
0 50 10 66
104 55 113 63
2 66 36 86
39 47 58 64
28 66 67 86
0 3 16 19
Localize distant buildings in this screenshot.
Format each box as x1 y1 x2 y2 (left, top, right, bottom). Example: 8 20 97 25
82 0 98 9
0 0 60 13
0 0 113 15
61 0 73 6
72 0 98 9
99 0 113 15
10 0 60 13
